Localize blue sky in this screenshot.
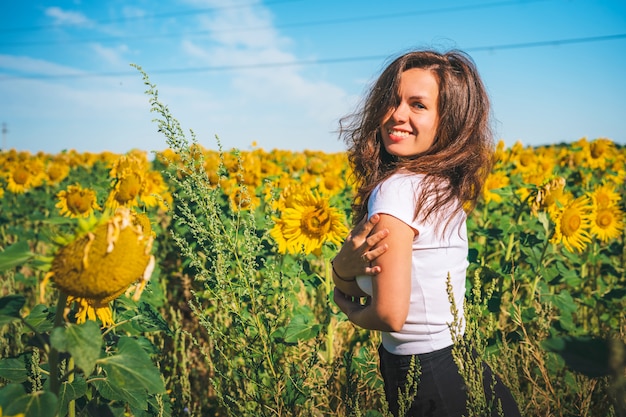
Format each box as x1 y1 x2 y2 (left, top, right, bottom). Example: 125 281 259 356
1 0 625 155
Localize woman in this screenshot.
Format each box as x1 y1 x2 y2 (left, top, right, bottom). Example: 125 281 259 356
331 49 520 417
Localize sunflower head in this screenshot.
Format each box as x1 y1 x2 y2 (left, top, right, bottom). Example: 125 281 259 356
6 162 39 194
550 195 593 253
56 184 102 218
270 186 348 256
590 206 624 242
530 177 570 216
587 138 617 169
45 207 155 325
483 171 510 204
589 183 621 210
46 160 71 185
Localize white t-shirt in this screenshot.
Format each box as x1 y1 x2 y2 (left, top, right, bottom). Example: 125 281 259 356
356 172 468 355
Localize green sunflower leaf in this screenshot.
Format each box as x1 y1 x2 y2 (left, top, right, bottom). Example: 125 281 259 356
50 320 102 375
57 376 88 416
0 294 26 326
92 377 148 411
283 306 322 343
96 336 165 395
0 241 34 272
0 383 58 417
0 356 29 383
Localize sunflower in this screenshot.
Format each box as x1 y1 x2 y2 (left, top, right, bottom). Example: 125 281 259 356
511 146 537 176
42 207 155 326
106 171 143 209
318 172 346 197
584 138 617 170
270 186 349 256
520 153 556 187
550 195 593 253
56 184 102 218
590 206 624 242
529 177 571 216
106 154 154 209
589 183 621 209
45 160 71 185
483 171 510 204
140 170 170 209
6 163 35 194
223 178 261 212
588 183 624 242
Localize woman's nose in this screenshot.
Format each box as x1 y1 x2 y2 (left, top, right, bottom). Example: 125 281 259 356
391 102 409 122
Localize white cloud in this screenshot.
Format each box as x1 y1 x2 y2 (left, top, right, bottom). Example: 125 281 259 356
171 0 352 150
0 55 86 77
45 7 93 27
91 44 130 67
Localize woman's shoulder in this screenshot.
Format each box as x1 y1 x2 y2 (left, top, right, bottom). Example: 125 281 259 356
379 171 425 190
371 172 424 204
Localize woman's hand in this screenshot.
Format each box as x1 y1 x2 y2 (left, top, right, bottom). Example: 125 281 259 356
333 287 367 319
332 213 389 279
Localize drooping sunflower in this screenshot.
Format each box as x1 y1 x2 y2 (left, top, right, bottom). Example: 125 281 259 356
527 176 572 216
270 186 349 256
56 184 102 218
42 207 155 326
550 195 593 253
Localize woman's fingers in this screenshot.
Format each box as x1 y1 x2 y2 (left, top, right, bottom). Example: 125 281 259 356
364 264 382 276
365 227 389 248
365 241 388 260
350 213 381 244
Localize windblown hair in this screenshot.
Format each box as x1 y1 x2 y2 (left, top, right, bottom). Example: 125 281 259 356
339 49 494 230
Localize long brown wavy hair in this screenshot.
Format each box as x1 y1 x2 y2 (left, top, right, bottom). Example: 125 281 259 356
339 49 494 232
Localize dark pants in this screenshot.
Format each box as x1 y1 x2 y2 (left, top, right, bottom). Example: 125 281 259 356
378 344 521 417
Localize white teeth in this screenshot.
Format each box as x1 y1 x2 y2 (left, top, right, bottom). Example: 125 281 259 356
389 129 410 138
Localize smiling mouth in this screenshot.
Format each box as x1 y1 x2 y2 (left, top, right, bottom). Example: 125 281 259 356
388 129 412 141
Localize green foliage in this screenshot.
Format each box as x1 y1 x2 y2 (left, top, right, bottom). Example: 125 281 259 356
0 293 170 417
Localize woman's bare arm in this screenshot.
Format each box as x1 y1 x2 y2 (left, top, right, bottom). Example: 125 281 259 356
335 213 414 331
332 213 389 297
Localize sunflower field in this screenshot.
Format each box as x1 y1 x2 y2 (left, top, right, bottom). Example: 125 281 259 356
0 76 625 417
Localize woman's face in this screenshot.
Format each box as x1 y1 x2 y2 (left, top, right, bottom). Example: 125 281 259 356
380 68 440 158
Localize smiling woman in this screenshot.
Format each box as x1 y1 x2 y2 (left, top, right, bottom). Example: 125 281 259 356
331 49 521 417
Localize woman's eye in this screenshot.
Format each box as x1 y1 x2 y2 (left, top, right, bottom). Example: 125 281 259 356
411 102 425 110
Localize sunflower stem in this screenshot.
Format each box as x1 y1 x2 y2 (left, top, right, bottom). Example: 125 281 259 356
68 356 76 417
49 291 68 396
324 258 334 363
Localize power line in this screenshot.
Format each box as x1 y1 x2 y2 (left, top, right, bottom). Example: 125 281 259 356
1 0 548 45
0 0 301 33
1 33 624 82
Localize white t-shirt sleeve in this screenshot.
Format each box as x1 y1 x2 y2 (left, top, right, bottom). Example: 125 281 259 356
368 174 421 231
